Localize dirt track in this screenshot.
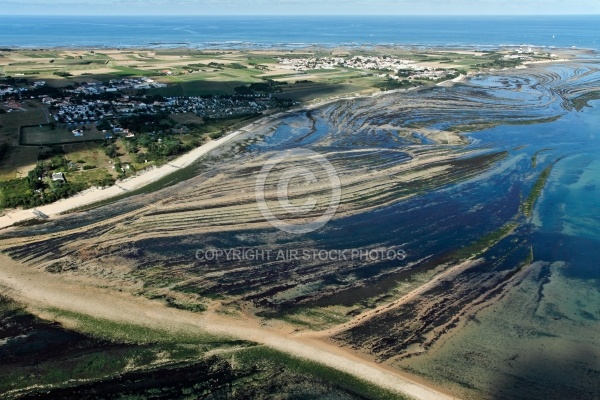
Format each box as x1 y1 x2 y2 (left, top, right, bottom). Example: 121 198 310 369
0 253 454 400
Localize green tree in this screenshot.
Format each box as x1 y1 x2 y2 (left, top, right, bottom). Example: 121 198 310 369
104 144 118 158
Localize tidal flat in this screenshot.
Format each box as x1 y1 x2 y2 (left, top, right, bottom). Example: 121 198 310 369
2 58 600 399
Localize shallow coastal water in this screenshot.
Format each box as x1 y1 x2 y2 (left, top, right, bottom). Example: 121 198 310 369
388 79 600 398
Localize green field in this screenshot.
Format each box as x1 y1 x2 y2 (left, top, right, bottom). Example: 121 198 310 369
150 79 251 96
277 82 376 102
148 66 267 96
0 109 49 143
20 125 106 146
110 65 159 77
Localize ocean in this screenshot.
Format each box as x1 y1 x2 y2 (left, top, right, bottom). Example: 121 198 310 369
1 15 599 50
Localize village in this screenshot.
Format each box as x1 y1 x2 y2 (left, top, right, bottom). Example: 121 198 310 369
277 55 459 80
1 78 282 137
45 93 274 126
0 75 291 210
68 77 168 95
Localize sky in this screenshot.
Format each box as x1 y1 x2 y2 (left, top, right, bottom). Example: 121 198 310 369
3 0 600 16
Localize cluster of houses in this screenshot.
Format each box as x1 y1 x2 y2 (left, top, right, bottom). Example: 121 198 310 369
277 55 416 72
377 67 458 81
44 97 111 123
2 75 282 130
0 80 46 96
0 80 46 110
162 95 271 119
5 77 165 102
277 55 458 81
42 93 272 125
0 85 21 97
68 77 167 96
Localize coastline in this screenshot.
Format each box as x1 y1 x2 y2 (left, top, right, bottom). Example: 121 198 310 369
0 53 573 231
0 117 264 229
0 83 427 231
2 15 600 52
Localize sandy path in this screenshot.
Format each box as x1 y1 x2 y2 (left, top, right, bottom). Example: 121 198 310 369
436 74 468 87
0 254 454 400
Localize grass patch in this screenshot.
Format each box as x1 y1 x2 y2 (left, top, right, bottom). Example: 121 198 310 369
0 146 39 180
454 221 520 260
20 125 106 146
449 116 562 133
235 346 408 400
111 66 158 77
531 148 552 168
276 82 371 102
45 307 226 345
22 52 61 59
571 90 600 111
62 141 113 167
151 79 252 96
280 306 353 330
248 56 279 64
0 108 48 140
0 295 255 396
67 168 115 187
522 162 557 218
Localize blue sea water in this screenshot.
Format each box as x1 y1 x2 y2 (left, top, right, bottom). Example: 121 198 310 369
0 15 599 50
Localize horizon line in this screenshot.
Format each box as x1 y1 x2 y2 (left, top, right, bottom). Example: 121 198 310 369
3 14 600 17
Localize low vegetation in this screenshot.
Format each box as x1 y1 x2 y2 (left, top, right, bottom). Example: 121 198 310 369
522 162 556 218
0 155 89 208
